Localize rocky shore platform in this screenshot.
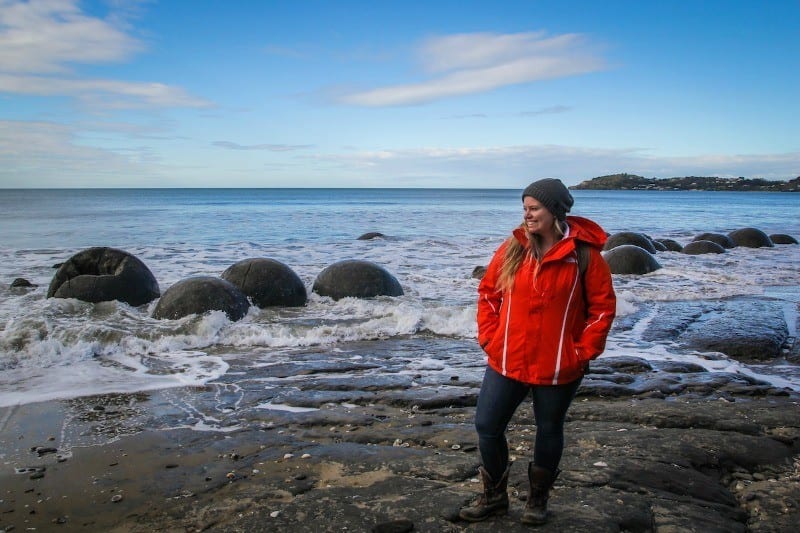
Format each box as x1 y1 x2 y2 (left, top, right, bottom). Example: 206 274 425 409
1 339 798 533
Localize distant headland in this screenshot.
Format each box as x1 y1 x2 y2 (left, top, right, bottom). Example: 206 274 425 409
570 173 800 192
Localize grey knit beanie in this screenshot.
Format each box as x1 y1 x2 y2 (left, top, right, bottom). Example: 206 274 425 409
521 178 574 221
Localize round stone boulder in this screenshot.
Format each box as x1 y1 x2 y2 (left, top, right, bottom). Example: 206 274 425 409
655 238 683 252
47 247 160 307
693 232 735 249
602 245 662 275
603 232 657 254
312 260 404 300
152 276 250 321
357 232 385 240
769 233 798 245
11 278 35 288
651 240 667 252
682 240 726 255
471 265 487 280
728 227 774 248
221 258 307 308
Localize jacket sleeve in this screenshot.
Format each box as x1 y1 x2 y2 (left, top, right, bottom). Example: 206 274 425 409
577 247 616 361
476 243 506 349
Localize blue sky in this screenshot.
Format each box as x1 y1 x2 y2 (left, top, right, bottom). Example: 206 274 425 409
1 0 798 188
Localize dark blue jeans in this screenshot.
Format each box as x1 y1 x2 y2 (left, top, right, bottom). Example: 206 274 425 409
475 365 582 480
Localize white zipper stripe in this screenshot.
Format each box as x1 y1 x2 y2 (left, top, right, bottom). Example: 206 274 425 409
552 264 580 384
501 292 512 375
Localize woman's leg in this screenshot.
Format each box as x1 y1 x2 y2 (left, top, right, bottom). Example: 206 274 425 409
530 376 583 473
475 366 531 479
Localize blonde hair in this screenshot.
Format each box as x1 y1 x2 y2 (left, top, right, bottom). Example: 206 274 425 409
496 220 565 292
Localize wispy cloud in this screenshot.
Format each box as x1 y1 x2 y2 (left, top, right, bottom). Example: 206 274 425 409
518 105 572 117
309 145 800 187
213 141 314 151
339 31 606 107
0 119 161 187
0 0 209 109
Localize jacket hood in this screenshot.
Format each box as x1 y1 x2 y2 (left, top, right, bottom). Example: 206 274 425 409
512 215 608 252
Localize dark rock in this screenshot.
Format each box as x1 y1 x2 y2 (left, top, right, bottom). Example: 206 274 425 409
312 260 403 300
768 233 798 245
602 245 661 275
371 519 413 533
471 265 487 279
651 239 667 252
11 277 35 288
603 232 657 253
358 232 385 240
152 276 250 321
693 232 736 249
47 247 160 307
655 238 683 252
682 240 726 255
728 227 774 248
642 298 789 361
221 258 307 308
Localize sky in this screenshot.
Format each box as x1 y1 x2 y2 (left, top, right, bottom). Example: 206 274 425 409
0 0 799 188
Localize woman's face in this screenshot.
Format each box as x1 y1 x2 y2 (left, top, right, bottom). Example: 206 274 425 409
523 196 556 236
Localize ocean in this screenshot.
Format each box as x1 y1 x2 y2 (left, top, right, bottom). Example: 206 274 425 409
0 188 798 411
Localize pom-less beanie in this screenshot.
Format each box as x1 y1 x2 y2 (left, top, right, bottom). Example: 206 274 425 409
521 178 574 221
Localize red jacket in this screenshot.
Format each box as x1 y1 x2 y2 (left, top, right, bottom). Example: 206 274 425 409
477 216 616 385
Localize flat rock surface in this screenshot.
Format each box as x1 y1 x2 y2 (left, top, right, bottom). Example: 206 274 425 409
1 390 798 532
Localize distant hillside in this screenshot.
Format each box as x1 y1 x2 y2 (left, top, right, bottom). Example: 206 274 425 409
571 174 800 192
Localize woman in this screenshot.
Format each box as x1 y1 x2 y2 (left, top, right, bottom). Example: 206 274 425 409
460 178 616 525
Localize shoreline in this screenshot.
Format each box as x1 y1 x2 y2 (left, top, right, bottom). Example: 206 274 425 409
2 378 798 532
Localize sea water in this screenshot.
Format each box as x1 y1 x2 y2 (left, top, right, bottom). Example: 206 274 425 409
0 188 798 408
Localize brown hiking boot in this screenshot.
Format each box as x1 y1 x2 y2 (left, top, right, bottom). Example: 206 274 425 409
458 465 510 522
521 463 558 525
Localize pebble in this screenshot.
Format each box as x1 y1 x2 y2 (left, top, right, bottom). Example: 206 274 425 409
593 461 608 467
301 453 311 459
283 453 294 459
270 510 280 518
111 494 123 503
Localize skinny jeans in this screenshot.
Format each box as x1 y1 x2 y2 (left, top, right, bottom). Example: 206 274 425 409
475 365 582 480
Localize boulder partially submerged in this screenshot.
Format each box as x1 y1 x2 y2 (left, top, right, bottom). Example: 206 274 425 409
602 245 661 275
222 258 307 308
47 247 160 307
152 276 250 321
313 260 403 300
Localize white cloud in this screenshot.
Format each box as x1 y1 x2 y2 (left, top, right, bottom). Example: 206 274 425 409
0 0 208 109
0 119 161 187
213 141 314 151
0 73 211 108
0 0 141 73
339 31 606 107
308 145 800 187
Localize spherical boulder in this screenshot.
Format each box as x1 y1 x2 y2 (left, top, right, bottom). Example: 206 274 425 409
728 227 774 248
471 265 487 280
152 276 250 321
221 258 307 308
603 232 657 254
312 260 403 300
602 245 661 275
769 233 798 245
651 240 668 252
47 247 160 307
693 232 735 249
655 238 683 252
357 232 385 240
682 240 726 255
11 278 35 288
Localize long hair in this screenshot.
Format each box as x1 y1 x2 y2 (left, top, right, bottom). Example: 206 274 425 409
496 220 566 292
